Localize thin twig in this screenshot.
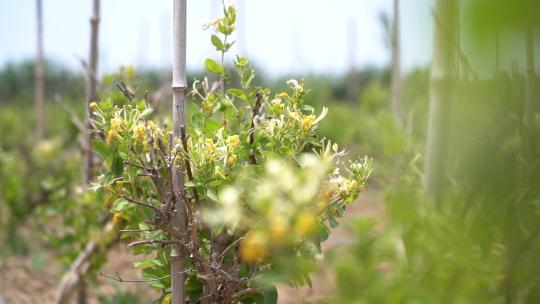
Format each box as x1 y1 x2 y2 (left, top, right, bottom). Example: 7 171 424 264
121 195 161 213
99 270 192 283
218 236 245 260
249 93 262 165
116 80 135 101
118 229 157 233
128 239 176 248
180 124 201 207
124 160 148 171
224 287 262 303
54 94 87 136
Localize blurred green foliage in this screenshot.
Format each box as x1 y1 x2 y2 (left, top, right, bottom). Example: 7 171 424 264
0 102 80 252
0 0 539 299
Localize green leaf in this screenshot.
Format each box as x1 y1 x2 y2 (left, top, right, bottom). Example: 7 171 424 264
329 216 339 228
111 155 124 176
206 180 225 188
191 111 204 126
91 140 109 158
227 88 248 101
205 58 223 75
142 268 166 289
211 34 224 51
234 55 248 68
112 199 131 213
300 105 315 113
141 108 153 117
205 118 221 132
134 259 155 268
242 69 255 88
263 285 278 304
224 41 236 52
185 180 203 188
227 6 237 24
206 189 218 202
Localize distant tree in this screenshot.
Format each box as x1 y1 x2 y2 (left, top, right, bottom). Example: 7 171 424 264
390 0 401 120
35 0 45 139
83 0 100 187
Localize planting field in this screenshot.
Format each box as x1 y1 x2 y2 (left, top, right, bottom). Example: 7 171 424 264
1 0 539 303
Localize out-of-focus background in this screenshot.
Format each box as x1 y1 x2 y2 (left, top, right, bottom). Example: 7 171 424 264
1 0 539 303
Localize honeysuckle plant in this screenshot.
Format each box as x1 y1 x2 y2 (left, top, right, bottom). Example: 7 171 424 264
89 2 371 303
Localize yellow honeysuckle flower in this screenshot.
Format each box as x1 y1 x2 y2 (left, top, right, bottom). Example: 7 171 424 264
278 92 289 100
300 107 328 133
214 166 226 178
112 212 124 225
240 231 268 264
226 134 240 150
301 115 316 133
295 212 316 237
133 124 146 142
202 101 213 112
270 216 289 243
106 130 116 144
227 154 237 166
111 118 123 132
147 121 157 132
205 138 217 153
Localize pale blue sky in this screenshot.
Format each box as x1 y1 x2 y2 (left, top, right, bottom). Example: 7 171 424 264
0 0 434 76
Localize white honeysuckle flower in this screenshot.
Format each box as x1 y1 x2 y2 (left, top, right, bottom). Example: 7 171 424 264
205 186 242 230
298 153 319 168
220 186 239 206
287 108 302 122
266 159 282 176
314 107 329 125
286 79 299 88
279 167 298 193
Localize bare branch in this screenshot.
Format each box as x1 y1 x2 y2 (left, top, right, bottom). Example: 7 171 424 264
218 236 245 260
249 93 263 165
127 239 176 248
116 80 135 102
99 270 192 283
224 287 262 303
54 94 87 136
180 124 201 207
121 195 161 213
119 229 157 233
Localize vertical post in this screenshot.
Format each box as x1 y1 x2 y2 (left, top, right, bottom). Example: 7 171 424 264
424 0 457 202
171 0 187 303
35 0 45 140
390 0 401 119
84 0 100 187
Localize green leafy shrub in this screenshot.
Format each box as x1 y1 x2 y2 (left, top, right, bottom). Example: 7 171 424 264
89 3 371 303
